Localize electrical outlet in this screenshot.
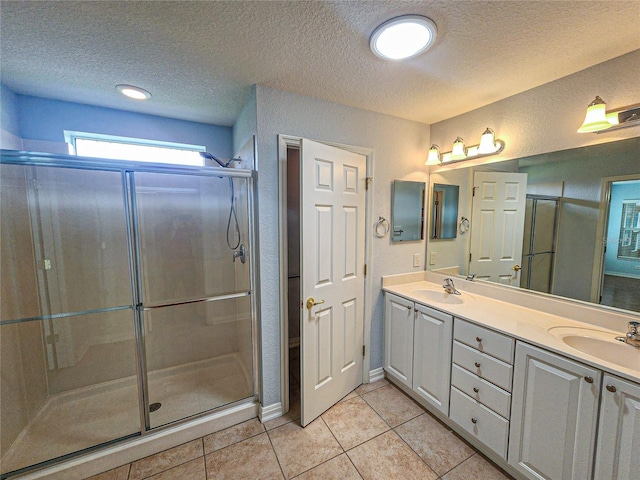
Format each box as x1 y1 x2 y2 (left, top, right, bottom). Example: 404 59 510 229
413 253 421 267
429 252 437 265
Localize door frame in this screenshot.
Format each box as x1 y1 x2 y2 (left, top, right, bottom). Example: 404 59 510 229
277 134 374 414
590 173 640 304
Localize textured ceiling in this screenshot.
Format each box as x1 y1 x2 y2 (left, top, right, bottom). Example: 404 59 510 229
1 1 639 127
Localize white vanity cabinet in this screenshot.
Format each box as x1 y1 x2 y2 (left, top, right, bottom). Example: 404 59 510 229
384 293 453 415
450 319 514 459
594 374 640 480
508 342 601 480
412 303 453 415
384 293 414 388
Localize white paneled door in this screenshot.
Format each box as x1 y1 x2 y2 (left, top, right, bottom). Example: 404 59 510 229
300 139 366 426
469 171 527 284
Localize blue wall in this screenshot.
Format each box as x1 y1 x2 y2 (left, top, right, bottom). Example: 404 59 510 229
1 84 20 136
1 86 232 158
605 181 640 277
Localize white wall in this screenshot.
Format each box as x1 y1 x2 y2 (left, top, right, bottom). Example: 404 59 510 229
254 85 430 406
430 50 640 163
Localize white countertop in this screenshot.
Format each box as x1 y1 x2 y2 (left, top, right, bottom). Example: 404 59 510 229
383 277 640 383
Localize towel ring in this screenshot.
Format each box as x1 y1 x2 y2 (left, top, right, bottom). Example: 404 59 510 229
459 216 470 234
375 216 390 238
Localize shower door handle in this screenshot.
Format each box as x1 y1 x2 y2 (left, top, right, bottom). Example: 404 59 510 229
306 297 325 310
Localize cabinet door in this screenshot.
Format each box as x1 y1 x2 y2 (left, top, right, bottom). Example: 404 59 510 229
508 342 600 480
384 293 414 387
412 304 452 415
594 375 640 480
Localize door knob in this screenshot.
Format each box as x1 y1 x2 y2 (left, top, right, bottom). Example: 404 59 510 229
512 265 522 272
306 297 325 310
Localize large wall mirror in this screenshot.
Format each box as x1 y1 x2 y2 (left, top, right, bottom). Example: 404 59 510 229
392 180 425 242
426 136 640 314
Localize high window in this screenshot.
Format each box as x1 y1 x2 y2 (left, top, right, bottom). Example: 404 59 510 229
64 131 206 166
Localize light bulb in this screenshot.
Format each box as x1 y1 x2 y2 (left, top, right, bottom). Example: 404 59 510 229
450 137 466 160
578 96 611 133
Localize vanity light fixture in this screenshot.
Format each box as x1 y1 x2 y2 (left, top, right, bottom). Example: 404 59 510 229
426 128 505 165
370 15 437 60
116 84 151 100
577 96 640 133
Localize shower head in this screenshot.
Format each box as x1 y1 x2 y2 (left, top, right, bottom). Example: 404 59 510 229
199 151 240 168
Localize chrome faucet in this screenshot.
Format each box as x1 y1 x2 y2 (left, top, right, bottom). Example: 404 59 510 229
443 278 461 295
233 244 246 264
624 321 640 347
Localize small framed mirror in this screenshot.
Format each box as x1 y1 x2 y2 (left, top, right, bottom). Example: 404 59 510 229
431 183 459 239
392 180 425 242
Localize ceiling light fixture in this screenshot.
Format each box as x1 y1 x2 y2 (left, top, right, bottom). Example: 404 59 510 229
577 96 640 133
370 15 437 60
426 128 505 166
116 84 151 100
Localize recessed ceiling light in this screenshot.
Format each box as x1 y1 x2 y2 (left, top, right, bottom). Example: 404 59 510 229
370 15 437 60
116 84 151 100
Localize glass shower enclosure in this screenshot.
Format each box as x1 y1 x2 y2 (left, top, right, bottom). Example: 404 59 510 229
0 151 256 477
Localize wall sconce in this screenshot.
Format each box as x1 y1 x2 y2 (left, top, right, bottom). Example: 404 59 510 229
578 96 640 133
425 128 505 166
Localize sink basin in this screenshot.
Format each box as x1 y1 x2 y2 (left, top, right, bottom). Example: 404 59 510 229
412 289 465 305
548 326 640 370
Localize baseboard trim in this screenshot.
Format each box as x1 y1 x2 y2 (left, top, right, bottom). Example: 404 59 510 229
259 402 283 422
369 367 385 383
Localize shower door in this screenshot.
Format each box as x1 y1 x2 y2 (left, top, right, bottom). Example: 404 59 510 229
132 171 253 428
1 163 140 475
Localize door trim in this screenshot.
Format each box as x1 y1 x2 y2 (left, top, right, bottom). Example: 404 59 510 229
277 134 374 416
590 173 640 304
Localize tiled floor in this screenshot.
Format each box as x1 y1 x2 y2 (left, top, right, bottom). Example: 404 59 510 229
86 378 514 480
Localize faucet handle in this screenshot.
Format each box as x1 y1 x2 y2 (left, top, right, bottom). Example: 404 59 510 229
629 321 640 335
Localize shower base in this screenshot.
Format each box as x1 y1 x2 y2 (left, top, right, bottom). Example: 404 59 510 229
1 353 252 475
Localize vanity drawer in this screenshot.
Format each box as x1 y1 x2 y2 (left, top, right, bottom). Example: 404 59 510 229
453 341 513 392
451 364 511 419
454 319 514 364
450 386 509 459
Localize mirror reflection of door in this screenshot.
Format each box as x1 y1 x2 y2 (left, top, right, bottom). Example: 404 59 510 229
600 179 640 312
431 184 459 239
468 171 528 284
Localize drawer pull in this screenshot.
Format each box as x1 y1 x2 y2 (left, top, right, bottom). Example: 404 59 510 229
606 385 617 393
473 387 479 393
476 336 482 343
471 417 478 424
474 362 481 368
584 376 594 384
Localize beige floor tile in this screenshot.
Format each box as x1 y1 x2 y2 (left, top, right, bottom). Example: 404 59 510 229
395 413 475 476
321 397 389 450
347 430 438 480
268 418 343 479
205 432 283 480
145 457 206 480
203 418 265 454
355 378 389 395
442 453 513 480
292 453 362 480
338 391 359 403
84 464 130 480
361 384 423 427
129 439 203 480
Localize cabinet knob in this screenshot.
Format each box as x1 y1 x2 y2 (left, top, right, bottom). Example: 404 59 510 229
474 362 481 368
584 376 594 384
407 305 412 311
471 417 478 424
606 385 617 393
473 387 479 393
476 336 482 343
